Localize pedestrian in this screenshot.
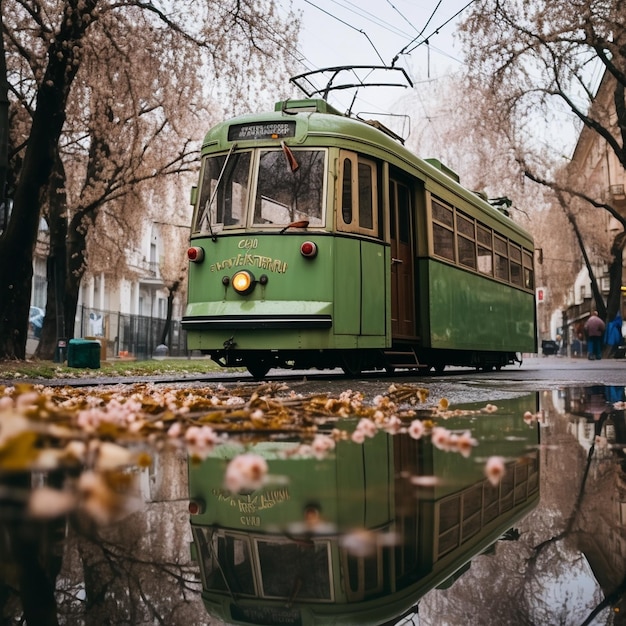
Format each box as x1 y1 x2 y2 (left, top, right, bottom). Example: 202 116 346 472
584 310 606 360
604 313 623 357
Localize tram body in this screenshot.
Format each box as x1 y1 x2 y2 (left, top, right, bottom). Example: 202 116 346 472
182 99 536 377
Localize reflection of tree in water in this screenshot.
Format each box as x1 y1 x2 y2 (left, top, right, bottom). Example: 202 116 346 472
419 387 626 625
72 518 203 625
1 449 211 626
0 472 65 626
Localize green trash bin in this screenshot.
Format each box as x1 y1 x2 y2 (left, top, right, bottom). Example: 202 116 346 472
67 338 101 369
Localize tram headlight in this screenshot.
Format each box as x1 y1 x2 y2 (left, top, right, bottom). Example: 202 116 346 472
300 241 318 259
232 270 256 295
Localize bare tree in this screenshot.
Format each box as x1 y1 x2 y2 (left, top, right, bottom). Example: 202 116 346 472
457 0 626 321
0 0 300 360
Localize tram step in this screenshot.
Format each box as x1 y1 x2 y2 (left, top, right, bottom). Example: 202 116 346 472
383 349 426 369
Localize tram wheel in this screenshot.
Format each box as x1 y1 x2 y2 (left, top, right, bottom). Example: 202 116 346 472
247 361 270 379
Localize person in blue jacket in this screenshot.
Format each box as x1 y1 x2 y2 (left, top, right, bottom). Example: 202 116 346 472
605 313 624 357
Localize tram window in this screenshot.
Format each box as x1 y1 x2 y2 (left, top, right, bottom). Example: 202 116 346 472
458 234 476 269
456 212 476 268
433 223 455 261
477 225 493 275
358 162 374 229
337 152 379 236
456 212 474 238
344 547 384 600
432 199 455 261
257 539 331 600
195 529 255 595
342 158 353 224
195 152 251 232
432 199 453 227
494 235 509 281
254 149 325 226
509 243 523 286
523 249 534 288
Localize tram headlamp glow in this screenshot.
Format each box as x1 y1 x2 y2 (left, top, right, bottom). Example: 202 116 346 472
300 241 318 259
232 270 256 294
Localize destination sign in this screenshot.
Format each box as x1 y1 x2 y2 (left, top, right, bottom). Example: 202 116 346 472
228 121 296 141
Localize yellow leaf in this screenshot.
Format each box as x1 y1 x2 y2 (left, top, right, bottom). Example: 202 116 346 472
0 432 39 470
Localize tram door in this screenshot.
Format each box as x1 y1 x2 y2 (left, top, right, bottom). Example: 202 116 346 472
389 179 415 337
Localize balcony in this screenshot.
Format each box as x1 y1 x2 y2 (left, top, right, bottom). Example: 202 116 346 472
138 261 165 289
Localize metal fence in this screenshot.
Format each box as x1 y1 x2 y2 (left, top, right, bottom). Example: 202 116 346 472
75 306 188 360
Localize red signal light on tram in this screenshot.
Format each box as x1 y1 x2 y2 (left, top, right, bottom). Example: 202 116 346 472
300 241 318 259
188 499 205 515
187 247 204 263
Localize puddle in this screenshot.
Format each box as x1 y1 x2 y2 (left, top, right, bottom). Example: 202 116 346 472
1 386 624 625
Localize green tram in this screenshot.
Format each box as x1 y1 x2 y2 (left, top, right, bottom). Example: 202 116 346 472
188 395 541 625
182 97 536 378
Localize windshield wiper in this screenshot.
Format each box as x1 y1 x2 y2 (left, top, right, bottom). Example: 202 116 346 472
279 219 309 234
281 140 299 172
202 143 237 242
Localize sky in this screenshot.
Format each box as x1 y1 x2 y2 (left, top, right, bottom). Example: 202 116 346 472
283 0 473 118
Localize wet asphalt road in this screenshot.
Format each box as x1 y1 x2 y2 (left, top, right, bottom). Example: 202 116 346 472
9 355 623 407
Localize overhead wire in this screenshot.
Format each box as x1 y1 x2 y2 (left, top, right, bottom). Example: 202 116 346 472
302 0 387 64
398 0 477 59
283 0 472 117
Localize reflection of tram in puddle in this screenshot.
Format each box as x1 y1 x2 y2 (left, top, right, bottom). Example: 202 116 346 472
188 395 540 625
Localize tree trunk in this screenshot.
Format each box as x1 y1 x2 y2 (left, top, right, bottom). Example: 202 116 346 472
0 6 8 232
607 231 626 321
566 211 607 319
159 280 180 346
0 0 96 359
36 156 68 359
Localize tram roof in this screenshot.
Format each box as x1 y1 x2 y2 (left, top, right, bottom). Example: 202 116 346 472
201 99 533 243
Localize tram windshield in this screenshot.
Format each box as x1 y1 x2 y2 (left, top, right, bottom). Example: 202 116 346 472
253 149 325 227
196 150 251 233
193 148 326 233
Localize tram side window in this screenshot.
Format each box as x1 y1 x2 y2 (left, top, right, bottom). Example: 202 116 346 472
337 151 379 236
456 212 476 270
494 236 509 281
509 244 523 286
523 249 534 289
342 159 353 224
358 162 374 229
477 224 493 275
432 199 455 262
